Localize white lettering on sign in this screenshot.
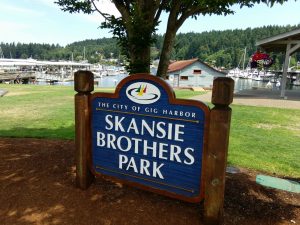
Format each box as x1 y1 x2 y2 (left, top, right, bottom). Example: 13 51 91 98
162 109 196 118
104 115 184 142
96 114 196 180
119 155 164 179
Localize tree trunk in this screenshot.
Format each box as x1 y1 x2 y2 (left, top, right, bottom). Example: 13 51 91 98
156 27 177 78
128 39 151 74
123 3 154 75
156 3 180 79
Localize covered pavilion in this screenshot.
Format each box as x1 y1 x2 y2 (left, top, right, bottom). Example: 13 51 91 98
256 27 300 98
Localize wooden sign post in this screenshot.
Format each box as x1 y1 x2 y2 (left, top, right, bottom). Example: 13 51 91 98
204 77 234 225
74 72 234 224
74 71 94 189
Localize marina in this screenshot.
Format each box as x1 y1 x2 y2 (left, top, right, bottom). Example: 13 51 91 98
1 70 300 93
226 68 300 91
232 76 300 93
0 58 127 85
1 58 300 92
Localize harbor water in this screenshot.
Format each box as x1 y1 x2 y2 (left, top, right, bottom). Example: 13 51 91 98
19 73 300 92
232 77 300 92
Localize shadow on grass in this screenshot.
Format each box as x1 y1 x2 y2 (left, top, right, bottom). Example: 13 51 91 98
0 126 75 140
0 137 299 225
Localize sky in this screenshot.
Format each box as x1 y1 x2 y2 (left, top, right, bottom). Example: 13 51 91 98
0 0 299 46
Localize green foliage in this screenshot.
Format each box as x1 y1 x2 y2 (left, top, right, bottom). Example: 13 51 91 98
55 0 93 14
101 3 158 73
167 24 300 68
205 50 232 68
66 38 121 63
101 16 128 60
1 25 300 69
54 0 295 77
0 39 121 64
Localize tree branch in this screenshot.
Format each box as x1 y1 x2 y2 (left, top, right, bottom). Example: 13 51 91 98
111 0 131 19
166 0 183 34
175 3 234 31
111 0 132 30
176 6 206 29
90 0 111 21
154 0 167 24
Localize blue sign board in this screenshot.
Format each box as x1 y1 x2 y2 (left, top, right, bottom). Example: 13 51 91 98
90 74 210 202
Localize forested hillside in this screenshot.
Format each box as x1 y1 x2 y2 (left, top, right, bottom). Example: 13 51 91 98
1 25 299 69
157 25 300 69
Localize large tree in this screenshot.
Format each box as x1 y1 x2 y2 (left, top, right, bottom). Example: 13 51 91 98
55 0 291 78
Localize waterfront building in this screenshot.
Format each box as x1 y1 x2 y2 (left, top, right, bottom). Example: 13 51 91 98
166 58 226 88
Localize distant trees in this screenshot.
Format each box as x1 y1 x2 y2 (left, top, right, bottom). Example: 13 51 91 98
67 38 121 63
0 39 122 63
55 0 293 78
1 25 300 70
0 42 63 61
160 25 300 69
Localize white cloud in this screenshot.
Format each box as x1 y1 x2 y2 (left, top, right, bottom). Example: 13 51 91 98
34 0 121 24
52 0 121 26
0 21 33 43
71 1 120 25
0 21 30 31
37 0 120 18
78 13 105 24
29 0 58 9
0 4 44 17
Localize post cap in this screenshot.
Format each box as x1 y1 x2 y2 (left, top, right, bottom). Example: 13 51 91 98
74 70 94 93
211 77 234 105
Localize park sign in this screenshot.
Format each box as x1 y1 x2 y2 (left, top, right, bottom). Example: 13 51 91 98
89 74 210 202
75 71 234 223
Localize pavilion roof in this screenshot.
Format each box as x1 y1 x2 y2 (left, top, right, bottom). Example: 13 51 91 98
256 28 300 52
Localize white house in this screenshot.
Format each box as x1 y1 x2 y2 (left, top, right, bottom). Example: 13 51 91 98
167 58 226 88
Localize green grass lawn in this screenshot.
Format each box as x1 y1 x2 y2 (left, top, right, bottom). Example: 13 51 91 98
0 84 204 140
229 105 300 177
0 84 299 177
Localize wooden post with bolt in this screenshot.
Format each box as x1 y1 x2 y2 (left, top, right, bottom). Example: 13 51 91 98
204 77 234 225
74 70 94 189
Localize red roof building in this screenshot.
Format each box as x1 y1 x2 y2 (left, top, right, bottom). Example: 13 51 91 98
168 59 199 73
167 58 225 87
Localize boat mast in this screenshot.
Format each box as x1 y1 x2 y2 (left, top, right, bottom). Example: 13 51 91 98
237 47 247 71
0 47 4 59
83 47 86 61
242 47 247 71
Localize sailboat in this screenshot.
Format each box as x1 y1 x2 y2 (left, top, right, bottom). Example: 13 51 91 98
227 47 249 78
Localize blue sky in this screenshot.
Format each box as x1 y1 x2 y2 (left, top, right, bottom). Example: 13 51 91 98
0 0 299 46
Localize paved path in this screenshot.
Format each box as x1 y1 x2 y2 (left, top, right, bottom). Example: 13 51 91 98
190 89 300 109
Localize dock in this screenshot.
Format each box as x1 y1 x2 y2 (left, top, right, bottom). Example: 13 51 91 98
0 58 91 84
